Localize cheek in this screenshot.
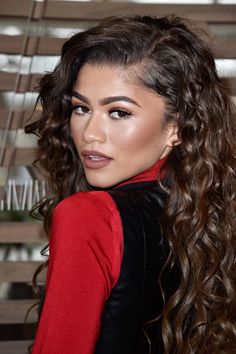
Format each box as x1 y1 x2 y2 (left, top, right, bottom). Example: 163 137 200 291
108 124 136 152
110 120 163 153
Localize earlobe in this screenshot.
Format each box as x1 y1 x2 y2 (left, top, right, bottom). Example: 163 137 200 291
166 125 181 147
167 135 181 148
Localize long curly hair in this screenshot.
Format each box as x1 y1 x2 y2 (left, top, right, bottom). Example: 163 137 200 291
25 15 236 353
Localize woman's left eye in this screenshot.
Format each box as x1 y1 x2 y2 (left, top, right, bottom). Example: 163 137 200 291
109 109 132 119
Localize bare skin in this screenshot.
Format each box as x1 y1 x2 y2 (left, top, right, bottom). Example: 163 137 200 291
70 64 178 188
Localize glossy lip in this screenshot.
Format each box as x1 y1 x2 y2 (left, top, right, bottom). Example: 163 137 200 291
81 149 112 159
81 149 112 169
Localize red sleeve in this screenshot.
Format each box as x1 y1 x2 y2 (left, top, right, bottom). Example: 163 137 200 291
32 191 123 354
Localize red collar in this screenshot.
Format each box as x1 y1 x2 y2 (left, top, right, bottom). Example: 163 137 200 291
115 157 167 188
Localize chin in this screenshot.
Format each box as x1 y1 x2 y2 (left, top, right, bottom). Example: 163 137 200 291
86 176 117 189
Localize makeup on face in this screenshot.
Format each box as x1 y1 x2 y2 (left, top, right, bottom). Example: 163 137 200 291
70 64 175 188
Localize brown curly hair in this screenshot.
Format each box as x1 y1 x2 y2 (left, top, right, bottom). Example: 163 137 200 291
25 15 236 353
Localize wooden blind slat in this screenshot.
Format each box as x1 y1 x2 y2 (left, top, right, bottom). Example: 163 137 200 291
0 35 64 55
223 77 236 95
0 0 32 17
0 261 46 282
44 3 236 22
0 109 40 129
0 73 40 93
0 299 37 323
1 2 236 22
0 35 24 54
0 340 33 353
0 222 46 243
2 148 38 167
213 38 236 59
28 37 64 56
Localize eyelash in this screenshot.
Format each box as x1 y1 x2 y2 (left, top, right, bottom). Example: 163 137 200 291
71 105 90 115
109 107 132 119
71 104 132 120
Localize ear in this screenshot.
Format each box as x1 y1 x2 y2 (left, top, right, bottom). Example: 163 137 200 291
166 123 181 148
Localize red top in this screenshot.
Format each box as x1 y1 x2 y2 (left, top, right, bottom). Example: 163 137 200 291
32 158 166 354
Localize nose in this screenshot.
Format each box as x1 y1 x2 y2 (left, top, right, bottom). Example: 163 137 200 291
82 112 106 143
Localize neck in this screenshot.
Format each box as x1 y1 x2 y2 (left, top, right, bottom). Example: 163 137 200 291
114 157 167 189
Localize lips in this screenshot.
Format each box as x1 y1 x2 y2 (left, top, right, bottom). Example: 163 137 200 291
81 150 112 169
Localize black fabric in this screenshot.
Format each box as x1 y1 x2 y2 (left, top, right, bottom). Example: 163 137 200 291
95 181 169 354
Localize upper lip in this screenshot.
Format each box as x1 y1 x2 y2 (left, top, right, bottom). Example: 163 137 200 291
81 150 112 159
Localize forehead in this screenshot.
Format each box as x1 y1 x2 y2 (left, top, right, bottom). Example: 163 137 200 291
74 63 159 99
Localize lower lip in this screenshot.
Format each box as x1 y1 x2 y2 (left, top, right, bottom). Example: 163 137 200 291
82 157 112 169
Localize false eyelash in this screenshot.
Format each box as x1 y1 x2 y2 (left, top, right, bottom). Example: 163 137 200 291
109 107 133 118
70 104 91 114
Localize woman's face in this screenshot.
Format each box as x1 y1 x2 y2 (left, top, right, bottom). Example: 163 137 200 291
70 64 175 188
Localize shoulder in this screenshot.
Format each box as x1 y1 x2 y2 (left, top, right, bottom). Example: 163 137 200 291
51 191 123 251
49 191 124 293
50 190 123 253
54 190 119 220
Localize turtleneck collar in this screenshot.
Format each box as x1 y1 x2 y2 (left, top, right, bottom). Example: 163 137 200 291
114 157 167 189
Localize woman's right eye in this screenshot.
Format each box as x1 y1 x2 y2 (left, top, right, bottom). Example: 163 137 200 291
72 105 91 115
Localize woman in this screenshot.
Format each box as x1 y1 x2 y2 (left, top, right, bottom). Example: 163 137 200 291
25 15 236 354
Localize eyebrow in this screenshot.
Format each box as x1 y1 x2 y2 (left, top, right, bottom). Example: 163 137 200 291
72 91 90 104
72 91 141 107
